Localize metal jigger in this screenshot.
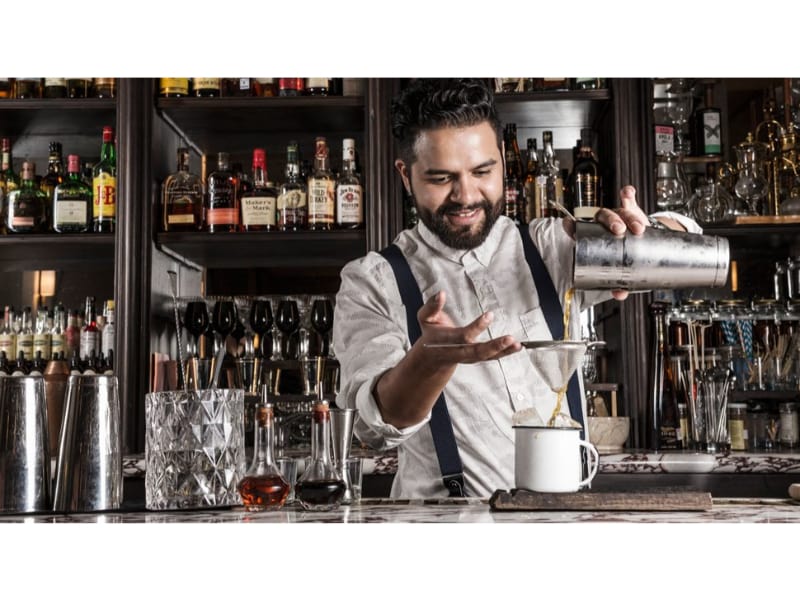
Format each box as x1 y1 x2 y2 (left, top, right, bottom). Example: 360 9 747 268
329 396 358 505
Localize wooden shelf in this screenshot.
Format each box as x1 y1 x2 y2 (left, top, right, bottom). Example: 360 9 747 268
155 229 367 269
494 89 611 129
0 98 116 138
0 233 115 271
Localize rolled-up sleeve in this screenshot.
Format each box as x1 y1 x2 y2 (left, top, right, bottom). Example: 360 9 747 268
333 253 430 450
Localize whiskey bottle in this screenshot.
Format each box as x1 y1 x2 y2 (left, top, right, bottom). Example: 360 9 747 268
649 301 680 450
237 400 290 511
1 137 19 194
50 303 66 359
17 307 34 361
240 148 278 232
0 78 13 99
277 141 308 231
523 138 540 222
44 78 68 98
223 78 255 97
14 78 42 99
0 306 15 361
305 78 329 96
54 154 92 233
570 128 602 220
692 83 722 157
503 123 523 224
92 126 116 233
159 78 190 97
572 78 606 90
192 78 220 97
40 141 65 203
79 296 99 361
278 78 304 97
67 78 92 98
254 78 276 97
93 78 116 98
307 137 336 231
6 161 48 233
205 152 239 232
335 138 364 229
162 147 203 231
33 305 51 361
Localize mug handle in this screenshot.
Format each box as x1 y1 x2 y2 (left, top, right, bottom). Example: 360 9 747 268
578 440 600 489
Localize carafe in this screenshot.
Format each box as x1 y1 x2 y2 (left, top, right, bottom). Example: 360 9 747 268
732 133 769 215
294 400 345 511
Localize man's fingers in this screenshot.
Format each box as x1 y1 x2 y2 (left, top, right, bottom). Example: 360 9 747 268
460 310 494 342
419 290 447 324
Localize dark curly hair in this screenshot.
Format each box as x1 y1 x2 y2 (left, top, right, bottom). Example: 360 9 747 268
391 78 503 166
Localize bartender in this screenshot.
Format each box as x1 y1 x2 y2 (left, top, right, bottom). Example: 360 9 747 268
333 78 699 498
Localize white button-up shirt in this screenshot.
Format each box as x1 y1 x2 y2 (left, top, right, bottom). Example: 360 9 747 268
333 213 699 498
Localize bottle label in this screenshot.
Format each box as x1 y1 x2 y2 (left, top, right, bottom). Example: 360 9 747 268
167 214 196 224
277 189 307 211
194 78 219 89
504 185 519 219
79 330 99 360
56 200 89 226
11 216 35 228
45 78 67 87
308 178 335 224
160 78 189 95
336 184 363 224
33 334 51 360
0 333 14 358
574 174 599 207
655 125 675 155
701 111 722 154
729 418 746 450
51 333 65 357
306 78 328 88
241 196 277 226
17 334 33 360
206 207 238 226
93 173 116 218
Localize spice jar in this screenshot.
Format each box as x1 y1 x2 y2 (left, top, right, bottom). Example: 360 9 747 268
779 402 799 449
727 403 748 451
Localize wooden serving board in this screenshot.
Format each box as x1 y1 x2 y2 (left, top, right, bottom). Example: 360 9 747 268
728 215 800 225
489 488 713 512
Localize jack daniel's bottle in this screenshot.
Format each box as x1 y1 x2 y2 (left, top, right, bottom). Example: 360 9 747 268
649 301 680 450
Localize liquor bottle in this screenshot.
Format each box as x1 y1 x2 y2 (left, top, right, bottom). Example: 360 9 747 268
240 148 278 232
237 399 290 511
12 351 29 376
6 161 48 233
335 138 364 229
0 352 9 376
159 78 190 97
101 300 115 358
0 306 15 361
0 78 13 99
44 78 68 98
572 78 606 90
14 78 42 99
68 352 83 375
305 78 329 96
538 78 569 91
570 128 602 220
161 147 203 231
537 130 563 218
79 296 99 361
294 400 346 511
40 141 65 204
254 78 277 97
223 78 255 97
192 78 220 97
92 126 116 233
33 305 51 361
278 78 304 97
103 349 114 375
17 307 34 361
205 152 239 232
93 78 116 98
67 78 92 98
307 137 336 231
502 123 523 224
81 161 94 187
1 137 19 190
649 301 680 450
29 352 46 376
50 303 66 358
277 141 308 231
232 162 252 203
54 154 92 233
65 308 80 358
692 83 722 157
523 138 540 222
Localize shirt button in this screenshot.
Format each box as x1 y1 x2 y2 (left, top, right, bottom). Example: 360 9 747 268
516 393 525 401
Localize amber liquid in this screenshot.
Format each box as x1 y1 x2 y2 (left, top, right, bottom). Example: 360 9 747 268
238 474 290 511
295 479 346 510
548 287 575 426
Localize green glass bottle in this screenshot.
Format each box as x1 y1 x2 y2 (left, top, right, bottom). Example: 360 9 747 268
54 154 92 233
6 161 48 233
92 126 116 233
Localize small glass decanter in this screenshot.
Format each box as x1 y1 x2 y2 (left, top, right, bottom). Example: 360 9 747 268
237 387 290 511
294 398 346 511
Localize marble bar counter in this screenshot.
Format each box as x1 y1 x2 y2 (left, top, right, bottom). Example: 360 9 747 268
1 496 799 524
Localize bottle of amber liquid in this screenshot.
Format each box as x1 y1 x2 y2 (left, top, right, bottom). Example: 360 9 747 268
335 138 364 229
295 399 346 511
307 137 335 231
237 398 290 511
277 142 307 231
205 152 238 232
92 126 116 233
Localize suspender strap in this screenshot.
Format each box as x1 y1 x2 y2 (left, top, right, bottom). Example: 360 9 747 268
517 224 585 435
379 244 467 497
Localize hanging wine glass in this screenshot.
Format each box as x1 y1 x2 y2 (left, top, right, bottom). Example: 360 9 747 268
310 297 334 358
211 298 237 356
249 299 274 358
184 299 210 358
275 298 300 359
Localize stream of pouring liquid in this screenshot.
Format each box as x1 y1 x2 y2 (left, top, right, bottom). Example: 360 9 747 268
547 287 574 427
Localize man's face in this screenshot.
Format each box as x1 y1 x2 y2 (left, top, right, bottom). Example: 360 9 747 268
395 121 505 250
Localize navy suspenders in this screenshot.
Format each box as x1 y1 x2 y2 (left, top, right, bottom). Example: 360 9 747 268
379 224 584 497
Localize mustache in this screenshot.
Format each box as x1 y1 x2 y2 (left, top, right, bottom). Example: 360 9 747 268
436 200 491 217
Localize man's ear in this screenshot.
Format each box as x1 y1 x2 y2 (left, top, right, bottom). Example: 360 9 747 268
395 159 411 195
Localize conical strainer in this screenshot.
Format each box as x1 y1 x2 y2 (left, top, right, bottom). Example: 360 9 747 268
525 340 590 393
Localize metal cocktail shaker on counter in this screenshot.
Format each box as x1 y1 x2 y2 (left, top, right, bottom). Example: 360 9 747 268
573 221 730 291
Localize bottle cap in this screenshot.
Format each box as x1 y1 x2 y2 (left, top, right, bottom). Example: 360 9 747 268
252 148 266 168
67 154 81 172
102 126 113 142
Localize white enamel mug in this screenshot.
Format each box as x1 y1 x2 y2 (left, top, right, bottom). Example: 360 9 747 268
513 425 599 493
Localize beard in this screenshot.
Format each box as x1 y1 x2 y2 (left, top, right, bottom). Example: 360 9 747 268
414 194 505 250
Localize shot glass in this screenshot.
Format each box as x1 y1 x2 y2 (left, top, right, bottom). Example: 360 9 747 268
346 457 363 503
276 457 298 504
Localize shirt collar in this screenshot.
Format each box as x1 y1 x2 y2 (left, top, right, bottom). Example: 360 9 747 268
416 215 511 267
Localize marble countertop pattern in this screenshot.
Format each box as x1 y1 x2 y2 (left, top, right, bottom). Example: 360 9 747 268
1 497 799 524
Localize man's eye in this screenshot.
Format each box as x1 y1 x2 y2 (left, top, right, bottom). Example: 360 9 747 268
427 176 450 184
473 170 490 176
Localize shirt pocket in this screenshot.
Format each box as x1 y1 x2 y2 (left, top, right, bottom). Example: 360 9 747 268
518 306 553 341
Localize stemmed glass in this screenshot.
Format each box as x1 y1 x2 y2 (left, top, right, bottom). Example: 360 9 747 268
275 298 300 360
310 297 334 357
211 298 237 356
249 299 273 358
184 300 210 358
